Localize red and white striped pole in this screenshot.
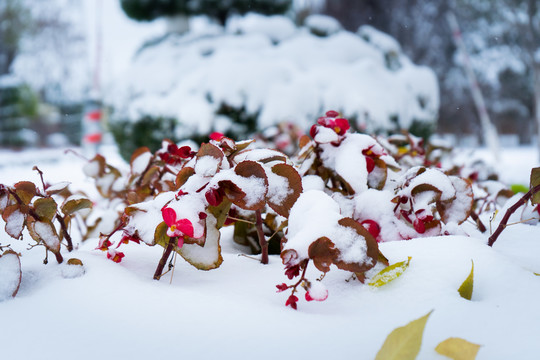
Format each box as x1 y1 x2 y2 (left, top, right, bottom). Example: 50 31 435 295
83 0 103 156
447 11 500 159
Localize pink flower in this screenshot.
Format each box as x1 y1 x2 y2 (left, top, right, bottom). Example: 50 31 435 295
161 207 194 246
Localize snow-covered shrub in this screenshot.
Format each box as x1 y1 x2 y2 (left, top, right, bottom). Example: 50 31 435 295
110 13 439 160
0 169 92 264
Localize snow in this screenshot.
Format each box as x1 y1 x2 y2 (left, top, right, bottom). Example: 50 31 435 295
1 144 540 359
0 252 21 301
304 14 342 36
112 13 438 137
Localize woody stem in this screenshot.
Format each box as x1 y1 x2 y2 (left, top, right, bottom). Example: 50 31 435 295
255 209 268 265
488 184 540 246
153 237 176 280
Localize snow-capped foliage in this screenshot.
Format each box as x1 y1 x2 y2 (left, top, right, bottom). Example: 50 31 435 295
111 13 439 140
2 110 539 314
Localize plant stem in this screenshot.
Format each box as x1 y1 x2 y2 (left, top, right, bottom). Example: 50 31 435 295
255 209 268 264
56 214 73 252
470 210 487 233
488 184 540 246
54 251 63 264
153 237 176 280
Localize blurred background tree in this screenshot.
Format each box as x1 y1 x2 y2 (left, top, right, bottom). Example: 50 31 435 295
320 0 539 146
121 0 292 26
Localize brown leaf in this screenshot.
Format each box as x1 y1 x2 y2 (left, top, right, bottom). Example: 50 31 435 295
67 258 84 266
2 205 25 239
176 167 195 189
438 176 474 224
333 218 378 273
61 198 93 216
14 181 36 205
141 165 160 186
220 161 268 210
130 146 151 171
308 237 338 273
197 143 224 161
299 135 311 149
530 167 540 204
267 163 303 218
368 158 388 190
0 250 22 299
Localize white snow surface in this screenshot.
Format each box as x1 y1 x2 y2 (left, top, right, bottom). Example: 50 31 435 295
112 13 439 136
0 145 540 359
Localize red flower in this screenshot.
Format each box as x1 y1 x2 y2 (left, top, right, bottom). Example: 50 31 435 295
361 219 381 241
161 207 194 241
413 218 426 234
97 236 112 251
325 110 340 118
160 143 194 165
210 132 225 141
314 111 350 136
285 294 299 310
205 187 224 207
276 283 289 292
119 232 141 246
107 249 125 263
365 156 375 173
285 264 301 279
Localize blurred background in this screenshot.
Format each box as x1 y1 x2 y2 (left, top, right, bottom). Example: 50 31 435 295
0 0 538 159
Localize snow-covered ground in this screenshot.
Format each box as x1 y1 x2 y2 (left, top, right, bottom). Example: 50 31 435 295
0 144 539 360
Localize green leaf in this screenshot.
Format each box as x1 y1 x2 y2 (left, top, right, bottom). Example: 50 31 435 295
530 167 540 204
458 260 474 300
61 197 93 216
510 184 528 194
154 221 169 248
435 337 481 360
34 197 58 222
375 311 433 360
369 257 411 287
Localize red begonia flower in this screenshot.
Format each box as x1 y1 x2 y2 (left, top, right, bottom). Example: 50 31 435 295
210 132 225 141
285 294 299 310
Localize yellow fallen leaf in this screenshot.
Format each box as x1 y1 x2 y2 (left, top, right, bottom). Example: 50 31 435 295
435 337 481 360
375 310 432 360
369 257 411 287
458 260 474 300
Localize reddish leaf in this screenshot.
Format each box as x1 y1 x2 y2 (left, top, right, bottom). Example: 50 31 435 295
308 237 338 273
267 163 303 218
333 218 378 274
197 143 224 161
